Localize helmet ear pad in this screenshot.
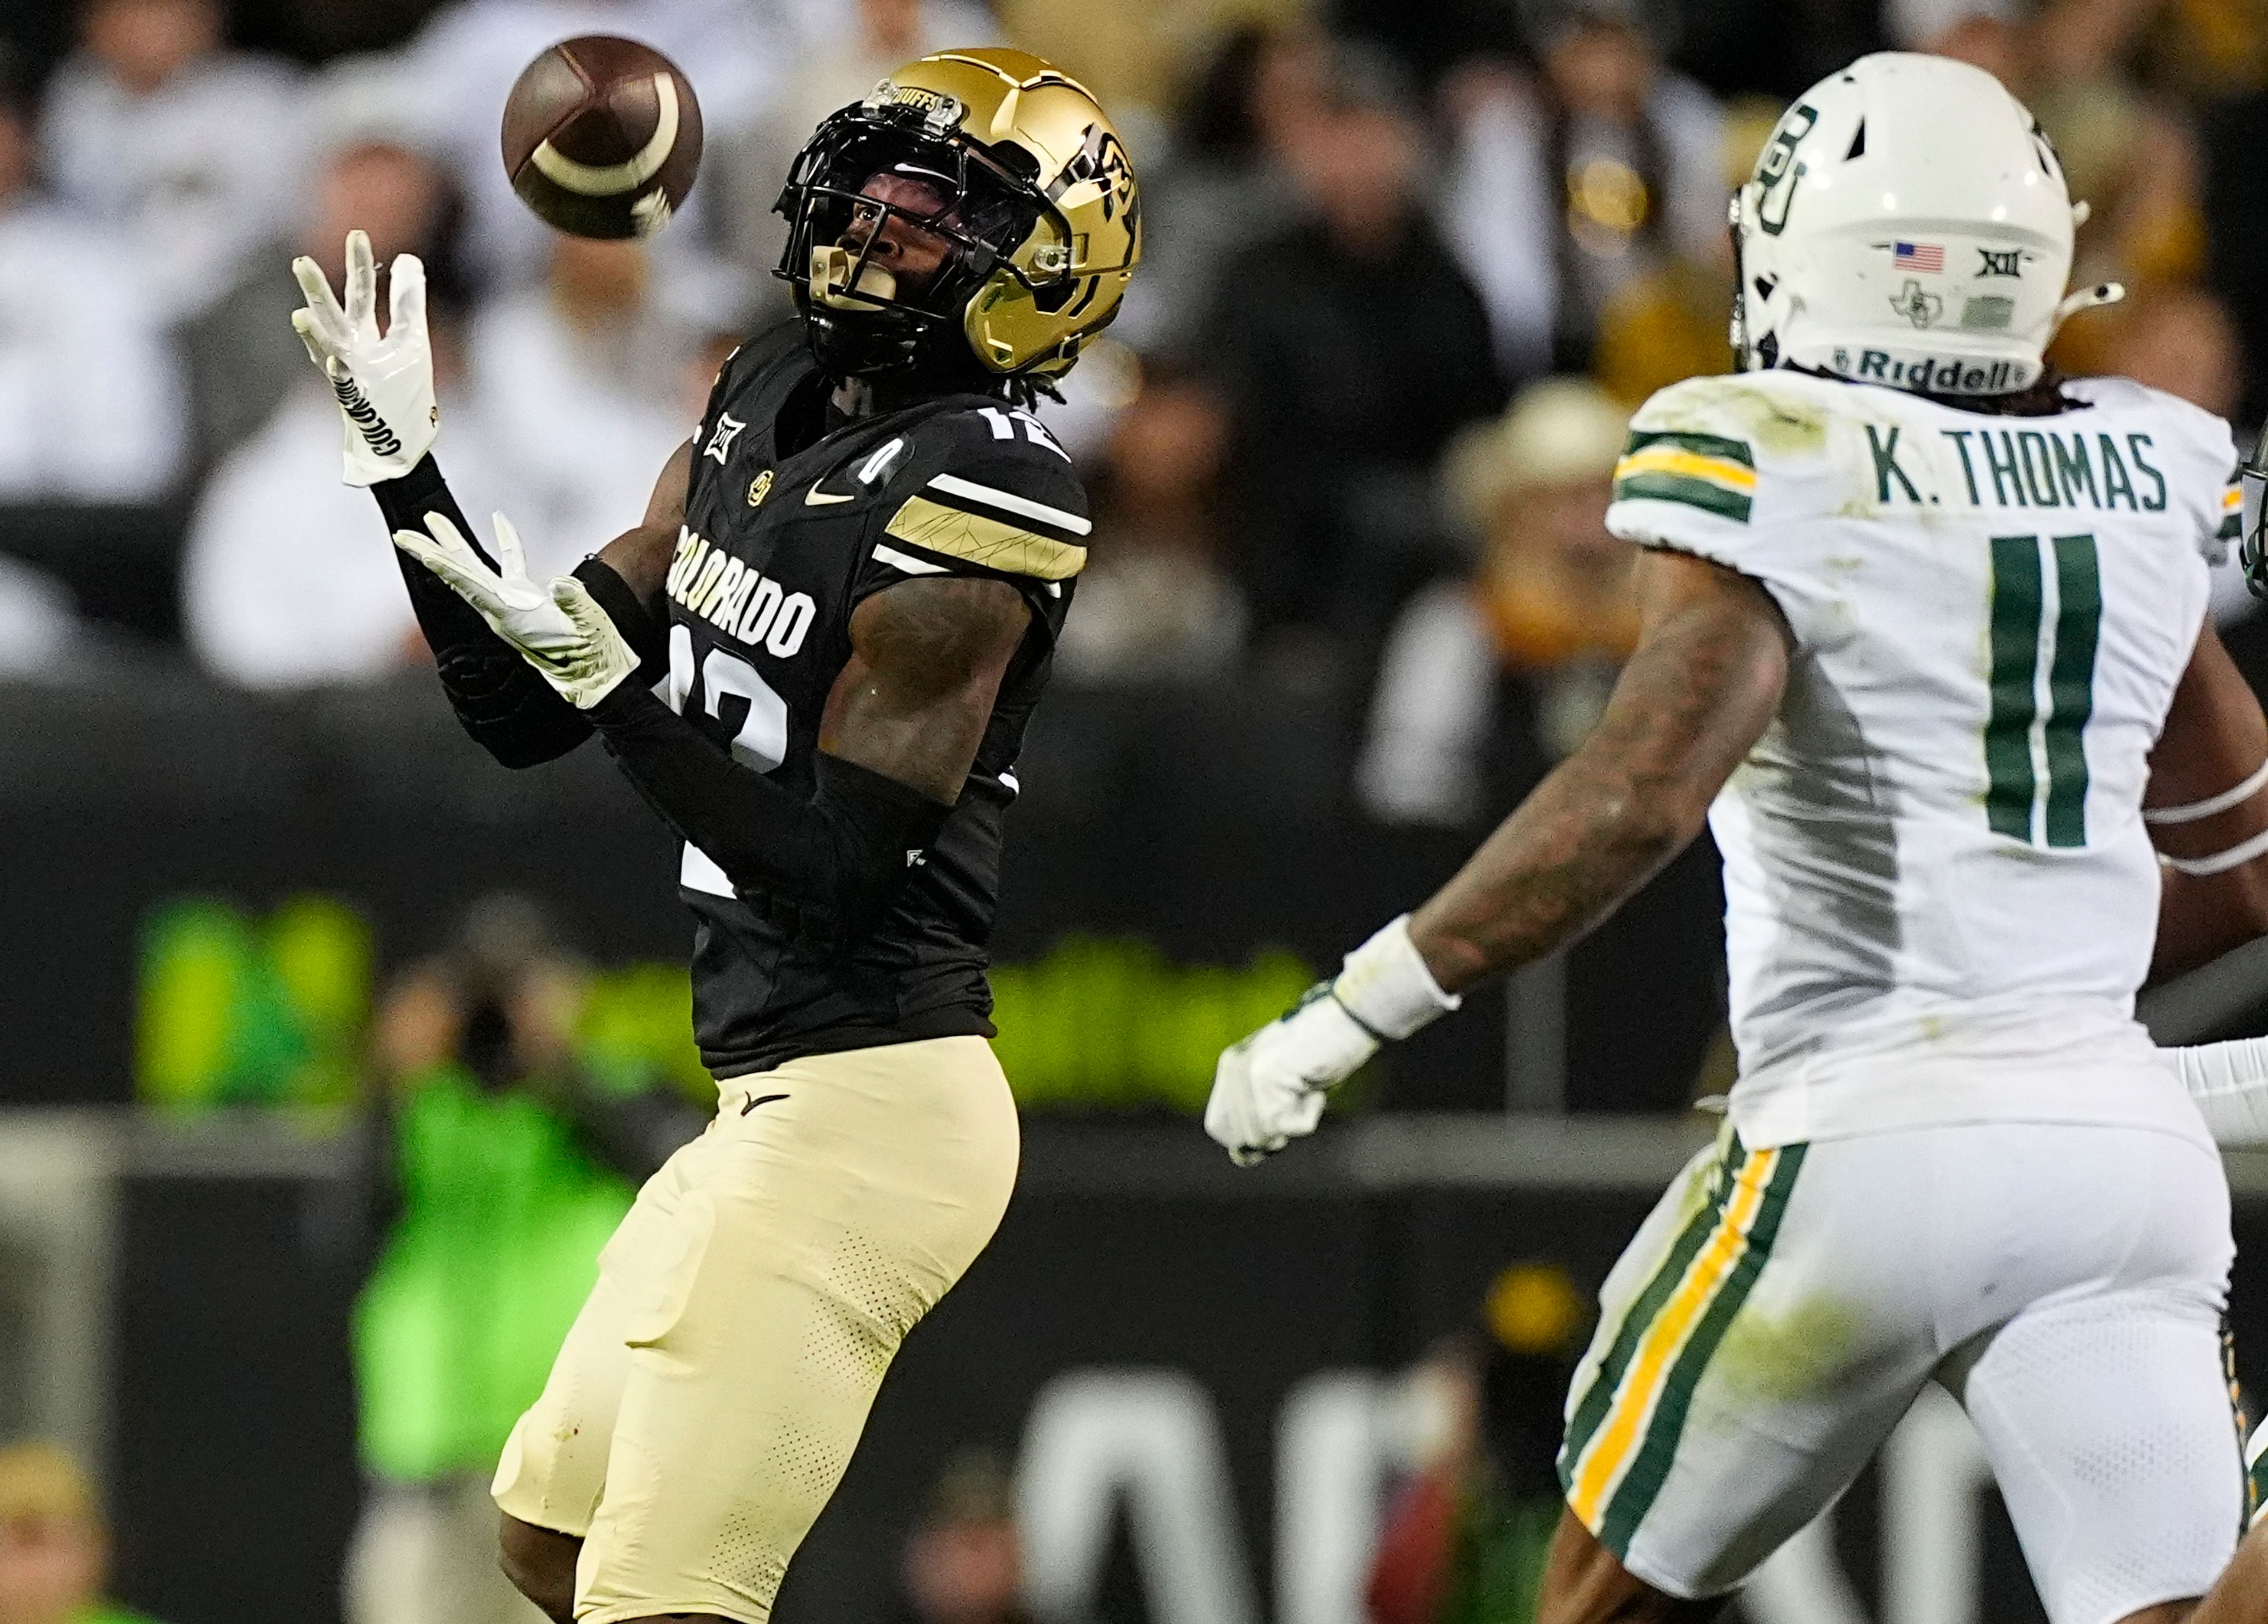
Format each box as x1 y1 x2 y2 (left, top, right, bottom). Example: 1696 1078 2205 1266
964 216 1090 374
962 138 1139 379
1728 185 1795 377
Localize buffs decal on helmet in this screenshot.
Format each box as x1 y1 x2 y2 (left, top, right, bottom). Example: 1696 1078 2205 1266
774 48 1142 392
1729 53 2121 397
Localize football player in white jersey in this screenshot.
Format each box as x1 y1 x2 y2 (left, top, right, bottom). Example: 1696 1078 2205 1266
1207 53 2268 1624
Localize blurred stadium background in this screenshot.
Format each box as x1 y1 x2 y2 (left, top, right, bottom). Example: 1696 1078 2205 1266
5 0 2268 1621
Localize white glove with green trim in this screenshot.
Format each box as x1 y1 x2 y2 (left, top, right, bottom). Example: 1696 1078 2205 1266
392 511 638 710
292 230 438 486
1205 915 1461 1165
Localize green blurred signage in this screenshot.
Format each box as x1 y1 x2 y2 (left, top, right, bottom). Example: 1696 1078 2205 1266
992 936 1315 1111
137 896 1312 1114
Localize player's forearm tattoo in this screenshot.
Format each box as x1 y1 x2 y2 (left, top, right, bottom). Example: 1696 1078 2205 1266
1409 566 1787 994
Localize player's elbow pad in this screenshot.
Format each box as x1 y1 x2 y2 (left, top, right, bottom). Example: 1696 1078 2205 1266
380 462 666 768
434 644 597 768
439 560 664 768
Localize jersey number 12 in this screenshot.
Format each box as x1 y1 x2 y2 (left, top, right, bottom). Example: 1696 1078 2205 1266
666 622 787 772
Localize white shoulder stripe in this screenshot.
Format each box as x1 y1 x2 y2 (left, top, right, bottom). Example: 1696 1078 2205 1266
928 472 1091 536
873 542 949 575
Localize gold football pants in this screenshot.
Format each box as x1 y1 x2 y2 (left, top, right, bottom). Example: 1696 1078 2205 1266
491 1036 1021 1623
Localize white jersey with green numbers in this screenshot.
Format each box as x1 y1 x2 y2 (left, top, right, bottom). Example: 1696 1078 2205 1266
1605 369 2244 1148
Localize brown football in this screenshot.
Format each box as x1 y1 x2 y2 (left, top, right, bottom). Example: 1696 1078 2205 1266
501 35 702 241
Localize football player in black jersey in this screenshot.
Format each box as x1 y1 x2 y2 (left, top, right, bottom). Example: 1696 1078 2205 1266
291 48 1138 1624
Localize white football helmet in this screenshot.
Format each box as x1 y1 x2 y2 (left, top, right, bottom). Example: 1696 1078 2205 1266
1731 52 2121 396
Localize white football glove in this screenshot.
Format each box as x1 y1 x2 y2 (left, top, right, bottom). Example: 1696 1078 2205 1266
392 511 638 710
1205 915 1462 1166
1207 987 1377 1166
292 229 438 487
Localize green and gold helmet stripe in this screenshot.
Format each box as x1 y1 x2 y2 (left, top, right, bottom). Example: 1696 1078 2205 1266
1614 430 1757 524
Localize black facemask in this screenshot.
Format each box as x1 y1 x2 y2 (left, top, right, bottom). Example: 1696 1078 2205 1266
775 107 1045 389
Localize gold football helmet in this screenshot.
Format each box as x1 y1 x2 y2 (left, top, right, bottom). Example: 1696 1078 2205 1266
774 48 1142 393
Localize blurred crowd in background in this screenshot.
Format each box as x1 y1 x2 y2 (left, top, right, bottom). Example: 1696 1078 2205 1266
3 0 2267 836
10 9 2268 1619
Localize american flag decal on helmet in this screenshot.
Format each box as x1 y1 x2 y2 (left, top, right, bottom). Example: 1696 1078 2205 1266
1892 241 1944 272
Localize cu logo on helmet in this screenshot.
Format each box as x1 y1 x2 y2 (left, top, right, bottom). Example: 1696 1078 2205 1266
1754 102 1818 237
1070 123 1138 226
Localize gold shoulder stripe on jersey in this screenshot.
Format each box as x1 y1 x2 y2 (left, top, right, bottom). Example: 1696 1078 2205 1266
1616 446 1759 491
1612 431 1756 523
885 495 1087 580
1613 465 1754 523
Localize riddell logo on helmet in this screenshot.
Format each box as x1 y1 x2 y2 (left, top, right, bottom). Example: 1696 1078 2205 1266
1833 349 2020 393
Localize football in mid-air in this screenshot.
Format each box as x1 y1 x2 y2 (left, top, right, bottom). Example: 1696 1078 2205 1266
501 35 703 240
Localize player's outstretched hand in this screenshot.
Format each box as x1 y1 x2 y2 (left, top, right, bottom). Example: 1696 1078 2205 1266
292 229 438 487
393 511 638 710
1204 985 1379 1166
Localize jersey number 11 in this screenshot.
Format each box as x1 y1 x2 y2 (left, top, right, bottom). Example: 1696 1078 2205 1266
1984 531 2101 850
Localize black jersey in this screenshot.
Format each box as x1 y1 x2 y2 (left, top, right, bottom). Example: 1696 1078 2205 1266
664 326 1084 1078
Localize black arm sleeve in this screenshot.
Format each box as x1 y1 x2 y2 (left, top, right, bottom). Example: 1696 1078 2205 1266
372 458 666 769
585 682 950 950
